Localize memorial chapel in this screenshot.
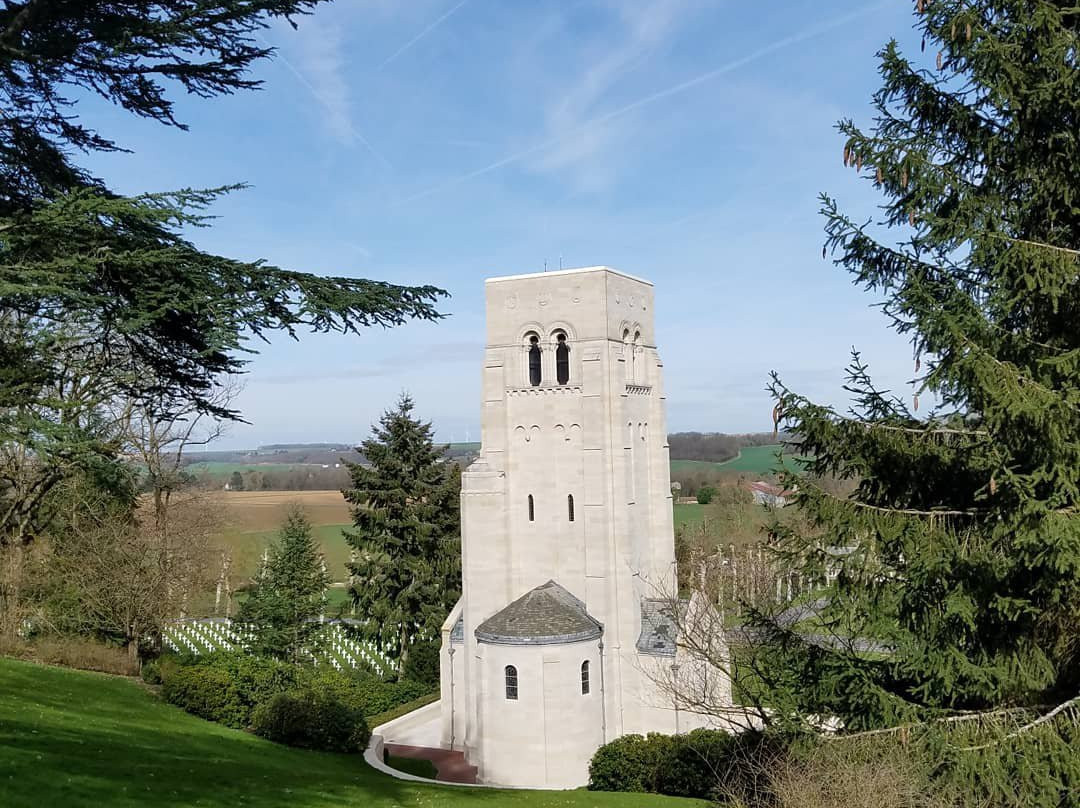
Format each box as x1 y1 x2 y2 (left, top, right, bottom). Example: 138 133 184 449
438 266 727 788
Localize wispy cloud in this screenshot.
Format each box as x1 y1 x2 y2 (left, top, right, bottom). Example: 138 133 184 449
378 0 470 71
267 23 394 170
535 0 692 189
399 0 890 204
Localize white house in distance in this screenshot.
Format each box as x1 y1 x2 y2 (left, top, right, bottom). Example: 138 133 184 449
438 266 731 788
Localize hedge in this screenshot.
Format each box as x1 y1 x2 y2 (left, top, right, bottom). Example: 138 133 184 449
252 688 370 752
368 690 440 730
588 729 789 801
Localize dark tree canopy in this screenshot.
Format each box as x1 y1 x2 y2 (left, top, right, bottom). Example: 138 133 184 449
753 0 1080 731
0 0 327 209
0 1 448 545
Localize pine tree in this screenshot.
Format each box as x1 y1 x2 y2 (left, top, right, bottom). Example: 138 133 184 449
343 394 461 673
755 1 1080 730
236 507 328 661
0 3 447 546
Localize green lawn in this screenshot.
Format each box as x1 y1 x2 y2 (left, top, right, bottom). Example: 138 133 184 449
0 658 704 808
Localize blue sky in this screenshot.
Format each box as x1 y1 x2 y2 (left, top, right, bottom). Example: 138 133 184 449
81 0 927 449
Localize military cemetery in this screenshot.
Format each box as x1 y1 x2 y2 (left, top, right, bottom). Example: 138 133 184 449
2 1 1078 806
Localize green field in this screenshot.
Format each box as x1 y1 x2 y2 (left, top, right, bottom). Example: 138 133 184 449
670 444 802 477
218 523 354 584
0 657 703 808
673 502 772 547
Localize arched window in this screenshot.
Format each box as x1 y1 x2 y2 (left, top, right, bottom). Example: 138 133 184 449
528 335 542 386
528 494 535 522
505 665 518 700
580 661 590 695
622 329 632 381
555 332 570 385
567 494 575 522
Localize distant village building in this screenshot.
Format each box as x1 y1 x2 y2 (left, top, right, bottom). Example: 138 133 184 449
747 480 793 508
438 267 732 788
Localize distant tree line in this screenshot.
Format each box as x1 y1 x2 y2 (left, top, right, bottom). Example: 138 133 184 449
667 432 784 463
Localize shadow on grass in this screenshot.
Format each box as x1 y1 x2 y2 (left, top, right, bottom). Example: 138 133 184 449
0 659 701 807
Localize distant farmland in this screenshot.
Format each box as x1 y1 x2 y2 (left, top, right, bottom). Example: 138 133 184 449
215 490 353 583
670 444 796 476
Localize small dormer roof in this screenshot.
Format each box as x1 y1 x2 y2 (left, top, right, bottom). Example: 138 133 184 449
475 580 603 645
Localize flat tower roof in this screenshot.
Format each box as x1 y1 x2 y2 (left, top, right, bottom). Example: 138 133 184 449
485 265 652 287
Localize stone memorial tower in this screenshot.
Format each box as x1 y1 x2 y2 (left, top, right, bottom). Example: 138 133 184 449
438 266 719 788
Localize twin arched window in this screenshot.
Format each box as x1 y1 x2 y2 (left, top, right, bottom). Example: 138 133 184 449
524 331 571 386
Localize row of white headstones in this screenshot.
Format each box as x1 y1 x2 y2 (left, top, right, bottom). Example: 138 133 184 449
162 618 395 677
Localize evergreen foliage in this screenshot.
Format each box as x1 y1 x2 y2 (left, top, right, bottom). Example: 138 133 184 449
753 0 1080 733
343 394 461 671
0 2 447 547
236 508 329 661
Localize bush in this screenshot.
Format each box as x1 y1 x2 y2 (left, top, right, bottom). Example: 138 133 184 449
140 658 162 685
297 666 430 718
696 486 717 505
160 652 297 727
655 729 737 798
368 690 440 730
590 729 790 801
252 688 370 752
162 664 247 727
588 733 676 792
402 639 441 688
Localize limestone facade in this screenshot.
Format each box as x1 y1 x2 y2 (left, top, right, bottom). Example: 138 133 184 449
439 266 717 788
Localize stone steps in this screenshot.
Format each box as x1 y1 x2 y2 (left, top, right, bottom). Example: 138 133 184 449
384 743 478 785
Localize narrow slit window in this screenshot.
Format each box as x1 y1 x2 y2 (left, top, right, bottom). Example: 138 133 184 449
567 494 575 522
505 665 518 700
528 335 542 386
581 661 590 695
556 333 570 385
528 494 535 522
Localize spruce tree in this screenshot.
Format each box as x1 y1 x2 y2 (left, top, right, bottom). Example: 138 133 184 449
343 394 461 672
755 1 1080 730
236 507 328 661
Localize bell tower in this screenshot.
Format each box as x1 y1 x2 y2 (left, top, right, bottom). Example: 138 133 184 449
439 266 680 787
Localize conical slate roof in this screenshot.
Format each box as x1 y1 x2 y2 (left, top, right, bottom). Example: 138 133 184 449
475 580 603 645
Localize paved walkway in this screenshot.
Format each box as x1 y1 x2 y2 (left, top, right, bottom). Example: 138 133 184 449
385 743 478 784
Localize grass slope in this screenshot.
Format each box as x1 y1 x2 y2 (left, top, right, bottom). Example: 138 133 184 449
0 658 703 808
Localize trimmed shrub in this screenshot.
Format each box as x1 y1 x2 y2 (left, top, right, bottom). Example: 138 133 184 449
402 639 441 688
656 729 737 799
368 691 440 730
696 486 717 505
297 667 430 718
162 664 247 727
588 733 676 792
589 728 790 801
159 652 297 727
252 688 370 752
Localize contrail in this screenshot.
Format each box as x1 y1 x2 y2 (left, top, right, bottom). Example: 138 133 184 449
260 33 395 172
275 50 395 172
379 0 470 72
398 0 890 205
